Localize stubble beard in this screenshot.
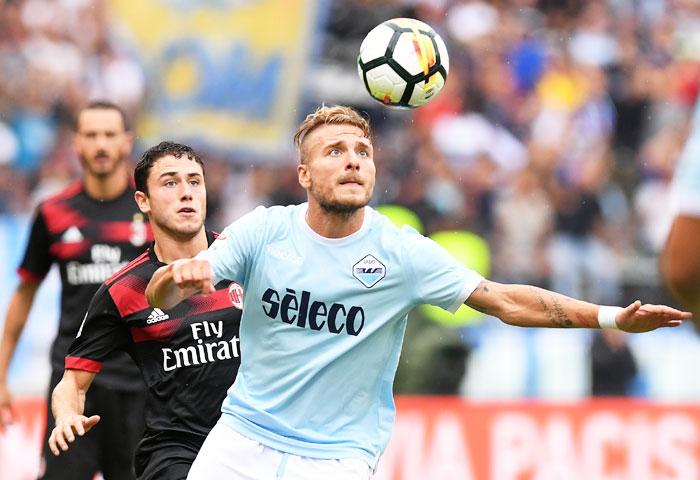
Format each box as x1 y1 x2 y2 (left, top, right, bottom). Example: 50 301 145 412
322 197 363 214
313 186 370 220
81 152 124 179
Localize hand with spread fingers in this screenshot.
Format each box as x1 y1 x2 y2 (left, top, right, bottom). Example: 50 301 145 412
615 301 692 333
48 414 101 456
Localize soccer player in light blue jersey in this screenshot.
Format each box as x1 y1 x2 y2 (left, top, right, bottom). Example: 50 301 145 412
662 96 700 323
146 105 691 480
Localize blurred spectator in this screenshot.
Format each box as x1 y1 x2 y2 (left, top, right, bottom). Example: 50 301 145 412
492 168 553 285
568 1 619 68
633 121 688 253
83 40 145 118
590 330 638 396
394 313 469 395
0 0 145 192
0 121 19 166
547 183 622 304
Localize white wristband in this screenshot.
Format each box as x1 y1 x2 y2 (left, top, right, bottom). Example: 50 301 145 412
598 306 623 330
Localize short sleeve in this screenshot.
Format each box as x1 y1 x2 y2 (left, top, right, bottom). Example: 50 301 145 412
65 284 130 373
18 209 53 282
402 229 484 313
196 206 267 285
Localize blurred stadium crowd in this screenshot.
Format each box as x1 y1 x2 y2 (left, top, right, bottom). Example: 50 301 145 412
1 0 700 400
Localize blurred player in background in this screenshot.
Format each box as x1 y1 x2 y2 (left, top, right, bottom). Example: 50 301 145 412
48 142 243 480
147 105 690 480
0 101 151 479
661 96 700 323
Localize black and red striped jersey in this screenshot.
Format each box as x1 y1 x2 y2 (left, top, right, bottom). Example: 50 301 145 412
19 180 152 390
66 231 242 456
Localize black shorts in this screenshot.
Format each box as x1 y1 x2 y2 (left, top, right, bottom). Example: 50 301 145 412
135 443 199 480
39 369 145 480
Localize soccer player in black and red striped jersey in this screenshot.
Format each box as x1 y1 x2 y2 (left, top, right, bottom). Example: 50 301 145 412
47 141 242 480
0 101 152 479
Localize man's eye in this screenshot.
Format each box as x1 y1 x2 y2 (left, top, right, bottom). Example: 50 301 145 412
165 180 176 187
189 180 200 186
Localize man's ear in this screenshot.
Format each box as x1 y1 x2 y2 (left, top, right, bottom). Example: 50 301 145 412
297 163 311 189
134 190 150 215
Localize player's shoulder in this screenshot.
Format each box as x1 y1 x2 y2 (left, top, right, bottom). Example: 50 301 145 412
227 203 301 232
105 249 153 286
256 203 301 219
37 180 83 211
368 206 423 242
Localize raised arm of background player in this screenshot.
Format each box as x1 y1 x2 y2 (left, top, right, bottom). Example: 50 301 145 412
0 279 41 429
47 369 100 455
0 209 54 430
147 259 691 333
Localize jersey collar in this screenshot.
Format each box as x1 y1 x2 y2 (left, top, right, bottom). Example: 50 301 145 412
148 229 216 265
298 203 372 246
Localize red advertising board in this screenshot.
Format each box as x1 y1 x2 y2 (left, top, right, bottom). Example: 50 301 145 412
2 397 699 479
377 397 700 480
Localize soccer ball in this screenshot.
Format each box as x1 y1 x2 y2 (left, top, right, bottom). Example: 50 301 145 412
357 18 449 109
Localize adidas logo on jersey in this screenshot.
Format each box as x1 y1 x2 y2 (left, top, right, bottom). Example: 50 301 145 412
62 226 84 243
147 308 170 324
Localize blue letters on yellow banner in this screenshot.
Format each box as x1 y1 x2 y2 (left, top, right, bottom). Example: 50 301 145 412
108 0 324 156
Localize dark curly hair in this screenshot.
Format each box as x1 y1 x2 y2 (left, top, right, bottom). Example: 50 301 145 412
134 141 205 195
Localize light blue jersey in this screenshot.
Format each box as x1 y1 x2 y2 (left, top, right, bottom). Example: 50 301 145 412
196 204 483 467
672 97 700 217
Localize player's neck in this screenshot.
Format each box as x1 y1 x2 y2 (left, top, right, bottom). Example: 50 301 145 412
305 203 365 239
153 227 208 264
83 166 130 201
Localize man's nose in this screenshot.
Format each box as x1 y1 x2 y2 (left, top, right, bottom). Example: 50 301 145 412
180 182 194 199
346 152 361 170
95 135 109 149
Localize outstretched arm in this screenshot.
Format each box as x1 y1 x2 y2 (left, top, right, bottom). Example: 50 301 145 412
48 369 99 455
146 258 215 310
466 280 691 332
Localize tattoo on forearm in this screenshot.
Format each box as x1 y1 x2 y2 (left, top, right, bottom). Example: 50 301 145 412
551 296 573 327
534 289 573 327
535 293 554 325
470 283 491 315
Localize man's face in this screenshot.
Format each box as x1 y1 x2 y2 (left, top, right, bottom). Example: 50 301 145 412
73 109 132 178
136 155 206 239
297 123 376 214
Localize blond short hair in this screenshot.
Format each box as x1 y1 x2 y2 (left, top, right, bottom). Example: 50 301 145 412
294 105 371 164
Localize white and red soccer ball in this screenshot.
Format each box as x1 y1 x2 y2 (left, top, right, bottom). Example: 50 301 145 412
357 18 449 109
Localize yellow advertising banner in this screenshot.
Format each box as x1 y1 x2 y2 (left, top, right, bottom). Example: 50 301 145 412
108 0 323 157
